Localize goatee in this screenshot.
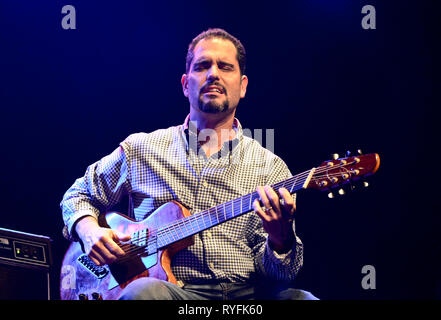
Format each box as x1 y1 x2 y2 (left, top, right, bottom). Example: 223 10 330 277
198 98 229 114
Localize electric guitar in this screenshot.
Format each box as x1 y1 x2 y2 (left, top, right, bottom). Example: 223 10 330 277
60 152 380 300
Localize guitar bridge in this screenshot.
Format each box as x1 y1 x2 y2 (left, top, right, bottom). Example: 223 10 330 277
78 254 109 279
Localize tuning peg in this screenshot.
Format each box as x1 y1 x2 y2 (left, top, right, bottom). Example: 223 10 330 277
328 191 335 199
353 179 370 190
338 188 346 196
332 153 339 160
346 150 351 157
357 149 363 155
92 292 102 300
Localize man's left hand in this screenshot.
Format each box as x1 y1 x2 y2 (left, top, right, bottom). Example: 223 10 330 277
253 186 296 254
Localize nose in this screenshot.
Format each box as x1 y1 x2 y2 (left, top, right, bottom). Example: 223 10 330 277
206 65 220 82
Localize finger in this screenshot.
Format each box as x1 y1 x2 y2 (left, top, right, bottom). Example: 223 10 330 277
253 199 270 222
256 186 275 218
103 235 126 258
88 248 106 266
111 231 131 256
93 241 118 264
278 188 296 219
114 230 131 242
264 185 282 217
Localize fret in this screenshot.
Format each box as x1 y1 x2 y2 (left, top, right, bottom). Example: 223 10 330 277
251 192 259 211
157 231 167 249
289 175 297 193
236 198 242 216
281 180 286 189
160 230 170 248
189 214 200 235
225 201 232 220
169 226 177 243
202 210 212 230
215 206 220 224
175 222 184 240
223 202 227 221
215 205 221 223
209 207 217 227
182 215 192 239
220 204 226 222
231 199 234 218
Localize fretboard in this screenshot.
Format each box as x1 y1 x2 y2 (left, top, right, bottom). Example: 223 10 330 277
156 168 315 248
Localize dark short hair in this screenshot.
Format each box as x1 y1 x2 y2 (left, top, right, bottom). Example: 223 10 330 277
186 28 246 75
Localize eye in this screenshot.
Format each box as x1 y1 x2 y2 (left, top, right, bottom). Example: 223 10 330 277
193 61 210 72
219 63 234 71
193 65 203 71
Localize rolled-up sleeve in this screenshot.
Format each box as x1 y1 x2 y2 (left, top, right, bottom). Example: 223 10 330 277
60 140 132 241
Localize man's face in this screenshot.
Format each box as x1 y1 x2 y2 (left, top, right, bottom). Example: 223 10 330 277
182 38 248 116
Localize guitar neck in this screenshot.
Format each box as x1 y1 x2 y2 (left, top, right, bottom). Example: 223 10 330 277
156 168 315 248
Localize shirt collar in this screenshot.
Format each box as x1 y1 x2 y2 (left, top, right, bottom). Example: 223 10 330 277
180 114 243 154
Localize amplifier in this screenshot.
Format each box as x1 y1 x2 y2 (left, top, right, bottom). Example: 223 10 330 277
0 228 53 300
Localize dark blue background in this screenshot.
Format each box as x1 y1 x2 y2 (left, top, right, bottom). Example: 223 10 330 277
0 1 439 299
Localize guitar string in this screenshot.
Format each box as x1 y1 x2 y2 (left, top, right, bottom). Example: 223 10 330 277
114 159 366 258
139 159 361 245
116 168 357 258
151 160 345 239
115 188 271 258
152 167 316 238
115 161 361 257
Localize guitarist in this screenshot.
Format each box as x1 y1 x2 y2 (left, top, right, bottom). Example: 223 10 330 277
60 28 318 300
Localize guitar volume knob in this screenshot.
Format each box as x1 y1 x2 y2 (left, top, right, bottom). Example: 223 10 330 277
78 293 88 300
92 292 103 300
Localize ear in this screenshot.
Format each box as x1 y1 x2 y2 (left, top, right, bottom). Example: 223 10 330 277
181 74 189 97
240 75 248 99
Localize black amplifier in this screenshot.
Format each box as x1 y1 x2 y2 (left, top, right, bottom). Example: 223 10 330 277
0 228 53 299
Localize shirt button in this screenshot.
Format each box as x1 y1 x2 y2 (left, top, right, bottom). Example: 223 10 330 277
202 181 208 188
206 231 212 238
209 263 214 269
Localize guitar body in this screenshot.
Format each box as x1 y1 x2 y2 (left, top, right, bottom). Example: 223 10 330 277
60 201 193 300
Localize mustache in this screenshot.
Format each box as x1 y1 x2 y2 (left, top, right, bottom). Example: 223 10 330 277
200 83 226 94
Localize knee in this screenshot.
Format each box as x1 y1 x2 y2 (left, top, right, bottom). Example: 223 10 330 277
119 277 173 300
277 288 319 300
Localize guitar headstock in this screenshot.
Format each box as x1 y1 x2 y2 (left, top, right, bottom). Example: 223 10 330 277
307 152 380 194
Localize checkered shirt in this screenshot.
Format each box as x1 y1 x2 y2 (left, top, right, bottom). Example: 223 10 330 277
61 116 304 283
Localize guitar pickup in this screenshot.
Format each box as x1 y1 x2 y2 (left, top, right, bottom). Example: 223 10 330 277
78 254 109 279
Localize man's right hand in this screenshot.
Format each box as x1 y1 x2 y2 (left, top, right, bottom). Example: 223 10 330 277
74 216 131 266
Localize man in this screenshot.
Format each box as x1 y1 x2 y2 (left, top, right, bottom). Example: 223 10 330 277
61 28 317 300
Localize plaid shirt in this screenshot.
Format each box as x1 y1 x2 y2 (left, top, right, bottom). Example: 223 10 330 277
61 116 304 283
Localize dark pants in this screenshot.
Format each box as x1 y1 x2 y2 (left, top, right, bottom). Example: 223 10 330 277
119 277 318 300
